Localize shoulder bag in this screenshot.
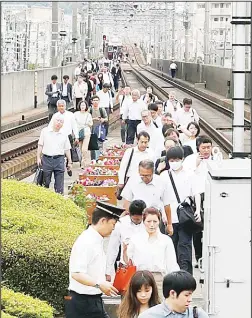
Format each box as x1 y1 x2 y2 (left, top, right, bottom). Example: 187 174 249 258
116 148 134 200
78 114 90 141
168 171 203 233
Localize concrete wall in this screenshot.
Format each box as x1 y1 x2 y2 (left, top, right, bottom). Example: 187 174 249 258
151 59 251 102
2 64 77 117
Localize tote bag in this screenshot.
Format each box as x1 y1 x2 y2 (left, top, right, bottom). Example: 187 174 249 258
113 262 136 294
88 133 99 151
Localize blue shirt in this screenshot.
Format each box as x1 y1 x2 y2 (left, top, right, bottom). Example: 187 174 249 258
138 301 209 318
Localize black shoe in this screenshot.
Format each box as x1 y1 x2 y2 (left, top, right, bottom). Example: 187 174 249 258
194 264 199 269
67 170 72 177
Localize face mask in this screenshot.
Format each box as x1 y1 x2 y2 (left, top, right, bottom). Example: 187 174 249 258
169 161 182 171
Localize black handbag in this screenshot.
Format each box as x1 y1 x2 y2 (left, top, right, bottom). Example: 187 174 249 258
71 146 81 163
33 167 44 186
168 171 203 233
88 133 99 151
116 148 134 200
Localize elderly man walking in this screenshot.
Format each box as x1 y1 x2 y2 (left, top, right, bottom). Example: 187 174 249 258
37 116 72 194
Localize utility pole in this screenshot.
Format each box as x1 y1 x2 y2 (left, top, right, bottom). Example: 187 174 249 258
231 2 249 156
164 2 168 59
51 2 58 67
184 3 189 62
87 2 92 59
222 26 227 67
171 2 175 59
204 2 210 64
80 7 85 60
72 2 78 62
35 23 39 68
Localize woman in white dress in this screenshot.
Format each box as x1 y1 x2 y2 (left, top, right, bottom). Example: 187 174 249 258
123 207 179 300
179 121 200 153
74 100 93 168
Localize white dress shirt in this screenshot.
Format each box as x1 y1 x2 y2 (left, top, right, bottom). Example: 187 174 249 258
118 146 155 184
152 116 163 128
38 126 71 156
106 215 146 275
122 100 147 120
127 230 180 275
73 82 88 99
97 90 113 110
160 169 199 223
50 111 79 138
102 72 114 87
170 62 177 70
174 107 199 126
120 95 133 115
121 174 169 213
164 100 181 117
136 121 164 162
69 227 106 295
62 83 68 97
52 83 58 97
183 153 212 194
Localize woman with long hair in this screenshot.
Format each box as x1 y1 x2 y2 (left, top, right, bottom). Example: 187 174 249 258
117 270 160 318
97 72 103 91
74 100 93 168
123 208 179 300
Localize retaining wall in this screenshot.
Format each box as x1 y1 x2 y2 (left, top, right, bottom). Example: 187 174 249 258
151 59 251 102
2 64 77 117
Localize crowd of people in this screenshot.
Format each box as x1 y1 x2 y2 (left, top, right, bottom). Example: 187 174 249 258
38 56 220 317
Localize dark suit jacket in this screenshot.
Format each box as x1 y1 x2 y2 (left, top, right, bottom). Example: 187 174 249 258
60 82 72 102
45 83 61 105
155 156 170 175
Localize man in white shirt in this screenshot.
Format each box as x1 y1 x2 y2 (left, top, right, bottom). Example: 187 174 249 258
66 201 124 318
37 116 72 194
97 83 113 138
122 89 147 145
148 103 163 128
121 159 173 235
101 66 114 88
116 86 133 143
117 131 154 193
137 110 164 162
105 200 147 281
169 61 177 78
183 136 213 267
175 98 199 128
160 146 201 274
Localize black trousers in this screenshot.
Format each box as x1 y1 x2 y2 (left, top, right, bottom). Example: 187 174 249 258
42 155 65 194
171 223 193 275
65 291 110 318
104 108 110 137
193 193 205 262
126 120 141 144
171 69 176 78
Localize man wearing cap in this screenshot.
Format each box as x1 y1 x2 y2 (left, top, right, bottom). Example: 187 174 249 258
66 201 124 318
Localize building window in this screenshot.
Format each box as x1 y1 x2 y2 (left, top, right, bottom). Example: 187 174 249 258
226 18 229 21
220 43 224 47
220 30 224 35
197 3 205 9
220 3 224 8
220 17 224 21
226 3 231 8
214 17 219 22
213 3 219 8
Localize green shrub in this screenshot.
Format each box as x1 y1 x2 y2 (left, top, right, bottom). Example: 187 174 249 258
1 311 17 318
2 179 87 312
2 286 54 318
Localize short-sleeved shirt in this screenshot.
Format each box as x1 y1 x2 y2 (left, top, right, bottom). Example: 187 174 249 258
159 169 199 223
38 127 71 156
138 301 209 318
69 226 106 295
121 174 169 213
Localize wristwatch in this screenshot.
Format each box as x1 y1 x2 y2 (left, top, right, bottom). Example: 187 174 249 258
94 283 100 289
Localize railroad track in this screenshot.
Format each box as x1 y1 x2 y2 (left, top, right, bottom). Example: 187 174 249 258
128 45 251 155
1 72 128 179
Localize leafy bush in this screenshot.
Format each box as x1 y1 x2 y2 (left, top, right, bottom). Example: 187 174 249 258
2 180 87 312
2 286 54 318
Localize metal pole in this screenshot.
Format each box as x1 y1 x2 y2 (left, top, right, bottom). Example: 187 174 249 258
35 23 39 68
171 2 175 59
51 2 58 67
81 8 85 60
184 7 189 62
72 2 78 62
204 2 210 64
222 26 227 67
231 2 248 155
87 3 92 59
164 2 168 60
